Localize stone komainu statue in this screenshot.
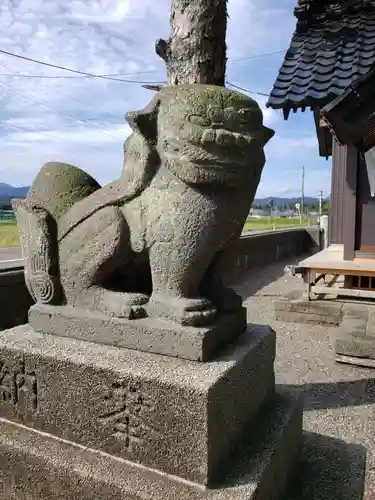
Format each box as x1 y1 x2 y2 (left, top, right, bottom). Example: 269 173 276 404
13 84 274 327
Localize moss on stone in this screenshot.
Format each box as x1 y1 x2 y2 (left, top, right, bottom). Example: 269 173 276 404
27 162 101 221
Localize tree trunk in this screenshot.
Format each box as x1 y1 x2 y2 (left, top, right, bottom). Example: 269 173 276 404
156 0 227 86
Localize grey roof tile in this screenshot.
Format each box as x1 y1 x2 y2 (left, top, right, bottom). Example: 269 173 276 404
267 0 375 110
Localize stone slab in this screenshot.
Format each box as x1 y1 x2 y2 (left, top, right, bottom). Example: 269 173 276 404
366 311 375 336
28 304 247 362
0 391 302 500
274 292 343 326
334 307 375 367
275 296 343 317
0 323 275 486
335 333 375 360
335 354 375 368
275 310 341 326
341 316 367 337
342 304 370 319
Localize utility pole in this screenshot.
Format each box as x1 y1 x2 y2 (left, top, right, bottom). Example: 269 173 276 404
300 166 305 225
318 189 323 218
155 0 227 86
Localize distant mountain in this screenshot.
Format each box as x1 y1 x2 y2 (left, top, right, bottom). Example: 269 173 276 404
0 183 29 201
253 196 330 207
0 185 329 207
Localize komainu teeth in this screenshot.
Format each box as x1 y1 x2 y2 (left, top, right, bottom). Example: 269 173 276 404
200 129 251 148
201 129 216 144
216 130 235 145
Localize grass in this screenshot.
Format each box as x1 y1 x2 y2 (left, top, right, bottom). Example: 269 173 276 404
243 217 315 233
0 220 20 248
0 217 316 249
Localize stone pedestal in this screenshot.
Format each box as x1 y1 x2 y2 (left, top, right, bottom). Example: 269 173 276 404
0 323 302 499
28 303 247 362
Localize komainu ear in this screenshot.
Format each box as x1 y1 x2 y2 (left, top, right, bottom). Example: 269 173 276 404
125 95 162 145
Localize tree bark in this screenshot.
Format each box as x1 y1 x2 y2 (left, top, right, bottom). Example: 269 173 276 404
156 0 227 86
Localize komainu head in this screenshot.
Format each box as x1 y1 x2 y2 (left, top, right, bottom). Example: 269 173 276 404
125 84 274 188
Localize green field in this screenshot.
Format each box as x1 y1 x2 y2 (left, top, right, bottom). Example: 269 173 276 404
0 220 20 248
242 217 313 232
0 217 315 249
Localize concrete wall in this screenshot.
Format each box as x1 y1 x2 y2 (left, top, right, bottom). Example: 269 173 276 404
0 227 321 331
221 227 321 282
0 266 34 331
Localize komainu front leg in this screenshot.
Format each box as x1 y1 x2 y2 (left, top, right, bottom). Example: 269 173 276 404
202 281 243 313
200 252 243 313
147 242 217 326
59 206 149 318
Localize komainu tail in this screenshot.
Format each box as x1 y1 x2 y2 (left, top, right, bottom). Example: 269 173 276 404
12 199 62 305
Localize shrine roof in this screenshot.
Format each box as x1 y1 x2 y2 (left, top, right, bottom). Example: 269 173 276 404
267 0 375 115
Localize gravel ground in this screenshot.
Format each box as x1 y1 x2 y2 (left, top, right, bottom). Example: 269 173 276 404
231 254 374 500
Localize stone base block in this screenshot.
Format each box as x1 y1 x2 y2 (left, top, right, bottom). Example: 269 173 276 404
0 323 275 486
335 333 375 367
274 291 343 326
29 303 247 361
334 307 375 368
0 390 302 500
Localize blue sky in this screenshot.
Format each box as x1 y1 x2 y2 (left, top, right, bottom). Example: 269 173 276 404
0 0 331 198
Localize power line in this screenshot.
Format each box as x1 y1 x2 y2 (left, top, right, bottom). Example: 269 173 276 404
0 49 165 84
0 78 131 150
1 122 75 141
0 70 272 126
228 49 287 63
142 81 272 98
0 48 274 120
0 121 113 153
0 80 123 140
0 70 164 79
1 71 135 134
0 62 130 130
0 48 287 80
4 74 128 138
2 77 273 128
227 81 270 97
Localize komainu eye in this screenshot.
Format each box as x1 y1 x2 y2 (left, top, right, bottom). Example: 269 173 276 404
238 108 262 128
188 115 211 127
224 107 236 124
238 108 253 123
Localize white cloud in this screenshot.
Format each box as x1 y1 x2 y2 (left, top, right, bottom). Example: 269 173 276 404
266 135 319 157
226 0 296 59
258 131 332 198
261 106 279 125
255 95 281 125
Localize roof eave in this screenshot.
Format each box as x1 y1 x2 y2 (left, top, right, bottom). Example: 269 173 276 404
266 95 339 114
265 100 333 158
